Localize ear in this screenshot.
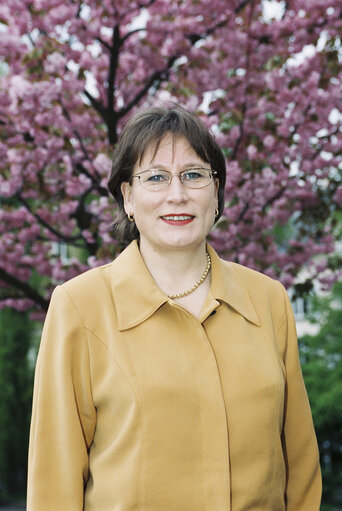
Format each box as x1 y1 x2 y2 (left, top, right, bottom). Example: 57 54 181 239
121 181 133 215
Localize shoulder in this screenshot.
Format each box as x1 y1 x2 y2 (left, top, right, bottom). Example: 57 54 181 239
49 262 114 325
224 260 277 286
61 262 112 296
222 258 282 292
221 259 288 321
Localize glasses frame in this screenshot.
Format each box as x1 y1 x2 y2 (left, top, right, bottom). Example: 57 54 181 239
132 167 217 191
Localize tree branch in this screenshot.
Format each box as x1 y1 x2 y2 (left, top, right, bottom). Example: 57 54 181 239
118 55 179 119
187 1 251 45
0 267 49 311
237 201 250 222
83 1 253 144
107 25 121 115
18 194 83 243
60 102 94 166
262 186 286 213
121 27 146 44
58 101 109 192
83 89 108 118
231 103 247 161
95 36 112 51
235 0 252 14
74 163 108 196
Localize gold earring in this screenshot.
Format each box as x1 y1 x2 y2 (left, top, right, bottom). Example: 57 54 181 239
128 213 134 222
215 208 219 217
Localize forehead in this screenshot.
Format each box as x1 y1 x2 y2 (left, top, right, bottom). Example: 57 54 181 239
138 134 204 167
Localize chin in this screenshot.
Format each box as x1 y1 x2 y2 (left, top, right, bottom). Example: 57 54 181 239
162 235 204 250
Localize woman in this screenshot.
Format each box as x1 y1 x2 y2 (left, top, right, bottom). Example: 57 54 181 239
27 104 321 510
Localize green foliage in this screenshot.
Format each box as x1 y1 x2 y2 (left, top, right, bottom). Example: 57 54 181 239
300 281 342 509
0 309 36 503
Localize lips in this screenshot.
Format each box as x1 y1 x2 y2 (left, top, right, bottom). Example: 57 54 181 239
160 214 195 226
161 215 194 221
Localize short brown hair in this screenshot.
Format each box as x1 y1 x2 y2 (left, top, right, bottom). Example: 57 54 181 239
108 103 226 244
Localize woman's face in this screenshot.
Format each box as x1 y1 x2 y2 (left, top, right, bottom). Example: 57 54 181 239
121 134 219 255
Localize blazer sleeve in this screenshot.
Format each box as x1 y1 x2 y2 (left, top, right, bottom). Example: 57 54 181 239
27 285 96 511
277 282 322 510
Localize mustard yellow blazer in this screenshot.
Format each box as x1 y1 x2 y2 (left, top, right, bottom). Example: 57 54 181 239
27 241 321 510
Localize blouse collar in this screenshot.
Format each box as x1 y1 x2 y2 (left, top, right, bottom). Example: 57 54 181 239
111 240 260 331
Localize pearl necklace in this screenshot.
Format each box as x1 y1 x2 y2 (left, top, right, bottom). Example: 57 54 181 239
167 253 211 299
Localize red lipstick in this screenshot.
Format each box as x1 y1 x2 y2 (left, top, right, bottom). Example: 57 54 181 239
161 214 195 226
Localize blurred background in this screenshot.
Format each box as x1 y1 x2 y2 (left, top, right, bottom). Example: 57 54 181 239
0 0 341 509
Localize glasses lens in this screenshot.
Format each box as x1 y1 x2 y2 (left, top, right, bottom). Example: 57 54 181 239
139 169 170 190
136 168 213 190
181 168 212 188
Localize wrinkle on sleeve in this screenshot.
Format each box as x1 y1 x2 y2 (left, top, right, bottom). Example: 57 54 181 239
27 285 96 511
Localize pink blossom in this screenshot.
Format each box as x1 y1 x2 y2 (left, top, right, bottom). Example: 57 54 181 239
44 52 67 73
0 0 341 314
247 145 258 159
82 230 95 243
93 154 112 175
10 75 31 99
263 135 275 149
65 175 91 197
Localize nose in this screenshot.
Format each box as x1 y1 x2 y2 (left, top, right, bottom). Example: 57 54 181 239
165 174 189 203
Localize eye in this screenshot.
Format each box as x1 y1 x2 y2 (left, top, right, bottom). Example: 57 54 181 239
144 170 169 183
182 168 206 181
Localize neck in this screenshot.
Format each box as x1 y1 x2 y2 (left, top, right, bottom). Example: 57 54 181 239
139 240 209 298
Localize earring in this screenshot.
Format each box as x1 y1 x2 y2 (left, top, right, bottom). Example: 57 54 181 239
128 213 134 222
215 208 219 217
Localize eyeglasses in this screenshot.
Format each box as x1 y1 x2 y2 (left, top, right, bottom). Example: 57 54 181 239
132 167 217 191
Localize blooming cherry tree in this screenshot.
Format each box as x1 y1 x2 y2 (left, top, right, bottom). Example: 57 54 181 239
0 0 341 316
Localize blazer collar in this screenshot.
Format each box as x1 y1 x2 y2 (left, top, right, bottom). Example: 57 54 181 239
208 244 260 327
111 240 260 331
